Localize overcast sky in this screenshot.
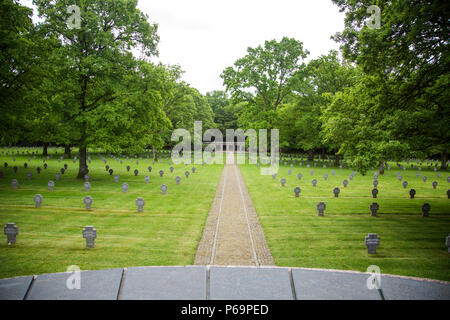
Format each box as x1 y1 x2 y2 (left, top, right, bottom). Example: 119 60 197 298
137 0 346 94
21 0 346 94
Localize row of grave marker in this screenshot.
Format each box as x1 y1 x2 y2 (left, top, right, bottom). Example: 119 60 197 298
4 222 450 254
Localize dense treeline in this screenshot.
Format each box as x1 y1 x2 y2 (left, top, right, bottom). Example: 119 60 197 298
0 0 448 176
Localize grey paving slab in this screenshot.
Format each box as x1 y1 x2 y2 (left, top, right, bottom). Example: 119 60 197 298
381 276 450 300
26 268 123 300
292 269 381 300
120 266 206 300
0 276 33 300
209 266 293 300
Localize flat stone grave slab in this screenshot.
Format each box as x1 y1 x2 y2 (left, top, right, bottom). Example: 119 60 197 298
209 266 293 300
0 276 33 300
292 268 381 300
120 266 206 300
380 275 450 300
26 268 123 300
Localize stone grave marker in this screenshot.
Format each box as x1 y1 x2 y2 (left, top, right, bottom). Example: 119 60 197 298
64 164 68 170
432 181 437 189
55 173 60 181
47 180 55 191
114 175 119 183
105 165 109 171
109 169 113 175
145 176 149 183
161 184 167 195
148 166 152 172
272 173 276 180
24 163 27 169
409 188 416 199
4 223 18 245
280 178 286 187
159 170 164 177
333 187 340 198
84 196 93 209
437 173 441 178
13 166 18 174
323 173 328 181
447 176 450 183
447 189 450 199
4 162 7 168
60 168 65 174
82 226 96 248
27 172 32 180
175 176 181 185
136 198 145 212
331 170 335 176
297 173 302 180
370 202 379 216
84 181 91 192
288 169 292 175
192 167 196 173
37 167 41 174
349 174 353 181
343 179 348 188
421 203 430 217
170 167 174 173
185 171 189 178
373 180 378 188
126 165 130 172
33 194 43 208
372 188 378 198
310 170 314 175
312 179 317 187
44 163 47 170
294 187 301 197
11 179 18 190
134 169 139 176
122 182 128 193
422 176 427 182
365 234 380 254
317 202 326 216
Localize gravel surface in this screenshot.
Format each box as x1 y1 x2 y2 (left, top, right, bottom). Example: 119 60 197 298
194 159 274 266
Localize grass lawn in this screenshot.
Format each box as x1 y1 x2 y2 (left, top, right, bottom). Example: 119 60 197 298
239 160 450 281
0 148 224 279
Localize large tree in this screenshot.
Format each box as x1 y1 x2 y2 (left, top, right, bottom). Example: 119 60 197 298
221 37 309 128
331 0 450 169
33 0 160 178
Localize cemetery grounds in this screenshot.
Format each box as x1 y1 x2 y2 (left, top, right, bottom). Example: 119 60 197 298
0 148 449 282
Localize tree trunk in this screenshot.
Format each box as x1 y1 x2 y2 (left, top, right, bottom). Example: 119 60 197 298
77 146 89 179
379 161 385 175
441 151 447 170
153 146 157 161
42 143 48 156
333 153 340 167
65 145 71 158
307 150 314 162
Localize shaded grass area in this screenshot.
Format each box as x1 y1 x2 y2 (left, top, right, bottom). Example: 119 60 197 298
0 148 224 279
239 162 450 281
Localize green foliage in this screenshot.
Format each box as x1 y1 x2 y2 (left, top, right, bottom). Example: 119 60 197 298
330 0 450 169
221 37 309 127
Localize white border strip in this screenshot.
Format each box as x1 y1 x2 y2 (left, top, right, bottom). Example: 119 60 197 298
235 166 259 267
210 166 228 265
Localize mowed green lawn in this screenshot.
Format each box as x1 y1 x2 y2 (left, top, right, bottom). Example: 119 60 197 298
0 148 224 279
240 160 450 281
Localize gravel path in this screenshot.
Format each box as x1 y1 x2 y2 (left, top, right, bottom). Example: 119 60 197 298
194 154 275 266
